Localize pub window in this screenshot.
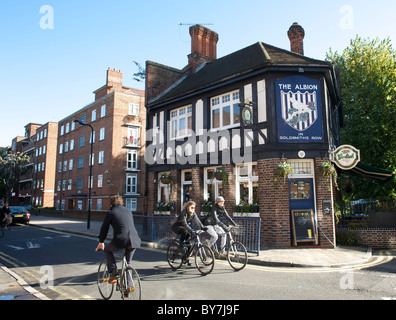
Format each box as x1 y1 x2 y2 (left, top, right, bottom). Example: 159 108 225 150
157 171 171 203
210 90 240 130
235 162 259 205
203 167 224 203
170 105 192 140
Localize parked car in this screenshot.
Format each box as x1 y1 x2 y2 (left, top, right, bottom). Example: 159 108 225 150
9 206 31 224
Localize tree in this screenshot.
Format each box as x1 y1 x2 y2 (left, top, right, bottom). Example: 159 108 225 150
327 37 396 200
0 149 30 204
132 61 145 82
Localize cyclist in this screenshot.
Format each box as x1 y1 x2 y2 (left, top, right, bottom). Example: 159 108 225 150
96 195 141 284
0 203 10 227
204 196 237 253
172 200 206 264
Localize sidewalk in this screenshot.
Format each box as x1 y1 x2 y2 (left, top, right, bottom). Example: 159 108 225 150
26 214 372 268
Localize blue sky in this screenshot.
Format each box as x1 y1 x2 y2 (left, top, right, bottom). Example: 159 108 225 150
1 0 396 147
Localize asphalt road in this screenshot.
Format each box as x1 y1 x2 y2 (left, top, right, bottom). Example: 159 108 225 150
1 224 395 302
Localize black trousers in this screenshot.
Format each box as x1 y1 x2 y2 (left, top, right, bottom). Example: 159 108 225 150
104 242 136 272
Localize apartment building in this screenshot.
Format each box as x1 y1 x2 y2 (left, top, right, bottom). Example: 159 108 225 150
11 122 58 208
54 68 145 214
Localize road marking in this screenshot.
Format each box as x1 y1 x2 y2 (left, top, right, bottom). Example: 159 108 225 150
0 263 50 300
0 252 27 268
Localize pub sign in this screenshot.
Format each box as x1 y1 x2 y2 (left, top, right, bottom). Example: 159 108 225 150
276 76 324 143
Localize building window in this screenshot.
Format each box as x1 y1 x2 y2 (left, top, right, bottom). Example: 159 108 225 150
44 129 47 137
127 127 139 146
127 150 138 170
76 177 83 190
98 151 104 164
77 200 83 210
63 161 68 172
71 121 75 131
77 156 84 168
70 139 74 150
57 181 61 191
170 105 192 139
90 131 95 144
62 180 66 191
126 198 137 211
97 199 102 211
88 176 93 189
92 109 96 122
78 135 85 148
67 179 72 190
235 162 259 206
69 159 73 170
157 171 171 203
98 174 103 188
126 173 137 194
59 144 63 154
58 162 62 173
129 103 139 116
101 104 106 118
99 128 105 141
60 125 64 136
204 167 224 203
65 123 70 134
43 145 46 154
211 90 240 130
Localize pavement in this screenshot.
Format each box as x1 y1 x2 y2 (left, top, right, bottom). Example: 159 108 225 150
0 214 374 300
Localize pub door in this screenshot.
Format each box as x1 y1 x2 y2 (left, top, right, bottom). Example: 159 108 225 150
288 179 318 245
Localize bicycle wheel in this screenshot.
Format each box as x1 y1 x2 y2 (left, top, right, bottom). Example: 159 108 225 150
120 267 141 300
167 240 183 270
227 241 248 271
97 260 114 300
195 244 215 275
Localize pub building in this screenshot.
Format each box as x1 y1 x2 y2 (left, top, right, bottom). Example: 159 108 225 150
144 23 343 249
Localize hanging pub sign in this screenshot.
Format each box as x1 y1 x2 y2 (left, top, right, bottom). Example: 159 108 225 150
331 145 360 170
276 76 324 143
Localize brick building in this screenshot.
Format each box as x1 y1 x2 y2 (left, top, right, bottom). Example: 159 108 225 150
9 122 58 208
54 68 146 214
145 23 343 249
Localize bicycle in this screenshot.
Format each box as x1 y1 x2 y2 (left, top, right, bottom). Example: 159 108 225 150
167 230 215 275
0 218 11 238
209 226 248 271
97 252 141 300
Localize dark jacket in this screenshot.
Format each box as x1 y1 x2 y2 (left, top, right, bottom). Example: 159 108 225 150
0 206 10 221
203 204 236 229
99 205 141 249
172 209 204 234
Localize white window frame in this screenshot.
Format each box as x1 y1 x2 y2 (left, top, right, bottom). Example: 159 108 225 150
210 90 240 130
170 105 192 140
92 109 97 122
129 103 139 116
126 173 138 194
99 127 105 141
125 198 137 211
203 167 224 202
127 150 138 170
127 127 139 146
98 174 103 188
235 162 259 205
101 104 106 118
98 151 104 164
157 171 171 203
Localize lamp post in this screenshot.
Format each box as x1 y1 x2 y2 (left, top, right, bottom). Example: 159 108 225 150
73 120 93 229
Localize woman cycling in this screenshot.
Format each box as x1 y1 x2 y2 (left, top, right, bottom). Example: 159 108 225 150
172 201 206 263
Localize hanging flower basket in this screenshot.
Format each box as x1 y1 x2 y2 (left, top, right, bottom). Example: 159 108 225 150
274 162 294 188
212 167 228 186
159 174 175 192
319 161 339 190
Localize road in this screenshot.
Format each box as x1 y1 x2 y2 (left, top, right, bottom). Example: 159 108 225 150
1 224 395 302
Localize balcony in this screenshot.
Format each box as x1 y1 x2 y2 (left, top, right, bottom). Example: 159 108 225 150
124 136 140 148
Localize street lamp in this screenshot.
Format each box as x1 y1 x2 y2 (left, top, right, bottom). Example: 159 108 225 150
73 119 94 229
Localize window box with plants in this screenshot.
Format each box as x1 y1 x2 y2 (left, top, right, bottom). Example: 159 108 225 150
233 201 260 217
154 201 171 215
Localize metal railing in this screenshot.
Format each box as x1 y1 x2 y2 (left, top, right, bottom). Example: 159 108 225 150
132 214 261 256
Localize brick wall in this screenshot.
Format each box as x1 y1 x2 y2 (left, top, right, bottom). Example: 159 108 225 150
338 228 396 249
258 158 291 248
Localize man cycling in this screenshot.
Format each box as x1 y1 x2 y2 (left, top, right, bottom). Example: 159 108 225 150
204 196 237 253
96 195 141 284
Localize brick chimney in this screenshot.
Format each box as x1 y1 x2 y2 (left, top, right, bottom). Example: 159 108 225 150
287 22 305 55
94 68 123 100
188 24 219 72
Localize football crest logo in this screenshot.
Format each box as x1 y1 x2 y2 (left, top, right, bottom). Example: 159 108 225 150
280 91 318 131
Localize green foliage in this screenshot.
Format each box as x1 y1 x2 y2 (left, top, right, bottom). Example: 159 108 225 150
327 37 396 200
336 230 361 246
0 149 30 202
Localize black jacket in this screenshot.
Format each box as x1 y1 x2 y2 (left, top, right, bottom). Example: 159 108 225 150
99 205 141 249
172 209 204 234
203 204 236 229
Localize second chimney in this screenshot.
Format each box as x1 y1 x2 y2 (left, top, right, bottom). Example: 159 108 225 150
288 22 305 55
